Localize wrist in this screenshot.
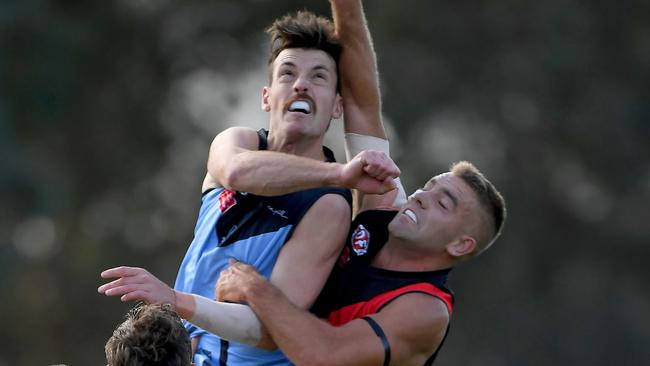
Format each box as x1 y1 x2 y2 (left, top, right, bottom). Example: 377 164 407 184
325 162 345 188
246 276 276 310
173 291 196 320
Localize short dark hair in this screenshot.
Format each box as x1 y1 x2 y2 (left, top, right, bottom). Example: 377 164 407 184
266 10 341 90
451 161 507 253
105 303 192 366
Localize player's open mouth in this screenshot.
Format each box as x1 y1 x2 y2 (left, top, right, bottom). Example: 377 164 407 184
404 209 417 224
288 100 311 114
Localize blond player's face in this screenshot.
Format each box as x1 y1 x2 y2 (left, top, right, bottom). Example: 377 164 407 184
389 173 478 252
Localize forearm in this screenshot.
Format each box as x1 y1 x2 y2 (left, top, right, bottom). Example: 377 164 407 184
220 150 344 196
332 0 384 137
245 281 341 365
174 291 275 349
332 0 378 83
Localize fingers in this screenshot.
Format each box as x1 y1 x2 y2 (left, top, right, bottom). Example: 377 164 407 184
103 282 152 303
98 278 125 294
98 274 139 294
99 266 173 305
216 260 259 303
359 150 400 182
98 267 150 293
364 165 398 182
100 279 172 304
102 283 144 297
120 290 151 303
227 258 255 274
382 177 397 191
216 273 236 302
100 266 146 279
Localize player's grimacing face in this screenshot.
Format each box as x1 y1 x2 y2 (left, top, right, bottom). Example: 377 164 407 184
262 48 341 136
389 173 477 250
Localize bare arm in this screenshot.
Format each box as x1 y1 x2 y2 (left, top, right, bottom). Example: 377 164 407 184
269 193 351 309
332 0 384 138
332 0 407 212
98 194 351 350
98 266 276 349
205 126 397 196
217 262 451 366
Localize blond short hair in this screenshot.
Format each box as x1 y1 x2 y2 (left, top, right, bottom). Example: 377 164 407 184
451 161 507 254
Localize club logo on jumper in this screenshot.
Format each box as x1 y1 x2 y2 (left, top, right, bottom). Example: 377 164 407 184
218 189 237 213
351 224 370 256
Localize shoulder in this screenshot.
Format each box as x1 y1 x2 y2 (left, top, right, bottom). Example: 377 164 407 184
275 190 351 232
383 292 450 323
375 292 450 357
211 126 260 149
293 193 352 234
286 188 352 216
307 192 352 218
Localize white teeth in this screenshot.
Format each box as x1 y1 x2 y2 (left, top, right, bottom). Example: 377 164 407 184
404 209 417 223
289 100 310 113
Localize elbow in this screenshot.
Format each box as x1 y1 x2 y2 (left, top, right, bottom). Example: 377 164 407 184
220 162 245 191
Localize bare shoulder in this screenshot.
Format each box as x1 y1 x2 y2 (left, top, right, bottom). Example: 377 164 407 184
289 193 351 243
211 126 260 148
373 292 451 364
299 193 352 232
291 193 352 247
379 292 450 331
309 192 352 215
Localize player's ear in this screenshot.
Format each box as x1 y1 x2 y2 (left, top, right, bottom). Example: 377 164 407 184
331 93 343 119
446 236 476 257
261 87 271 112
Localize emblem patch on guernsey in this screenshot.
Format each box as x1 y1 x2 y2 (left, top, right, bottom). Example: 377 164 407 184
351 224 370 256
218 189 237 213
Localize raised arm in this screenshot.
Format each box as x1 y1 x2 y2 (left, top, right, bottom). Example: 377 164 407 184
332 0 384 138
332 0 407 211
204 126 397 196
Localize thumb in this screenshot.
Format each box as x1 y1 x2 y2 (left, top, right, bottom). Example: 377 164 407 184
383 177 397 191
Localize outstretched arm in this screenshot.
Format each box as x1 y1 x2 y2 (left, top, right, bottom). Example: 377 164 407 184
332 0 408 211
204 126 397 196
98 192 353 351
98 266 276 349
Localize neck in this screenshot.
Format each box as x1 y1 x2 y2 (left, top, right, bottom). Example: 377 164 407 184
372 235 453 272
266 130 325 160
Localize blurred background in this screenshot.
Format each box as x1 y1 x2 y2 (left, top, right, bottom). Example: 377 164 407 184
1 0 649 364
